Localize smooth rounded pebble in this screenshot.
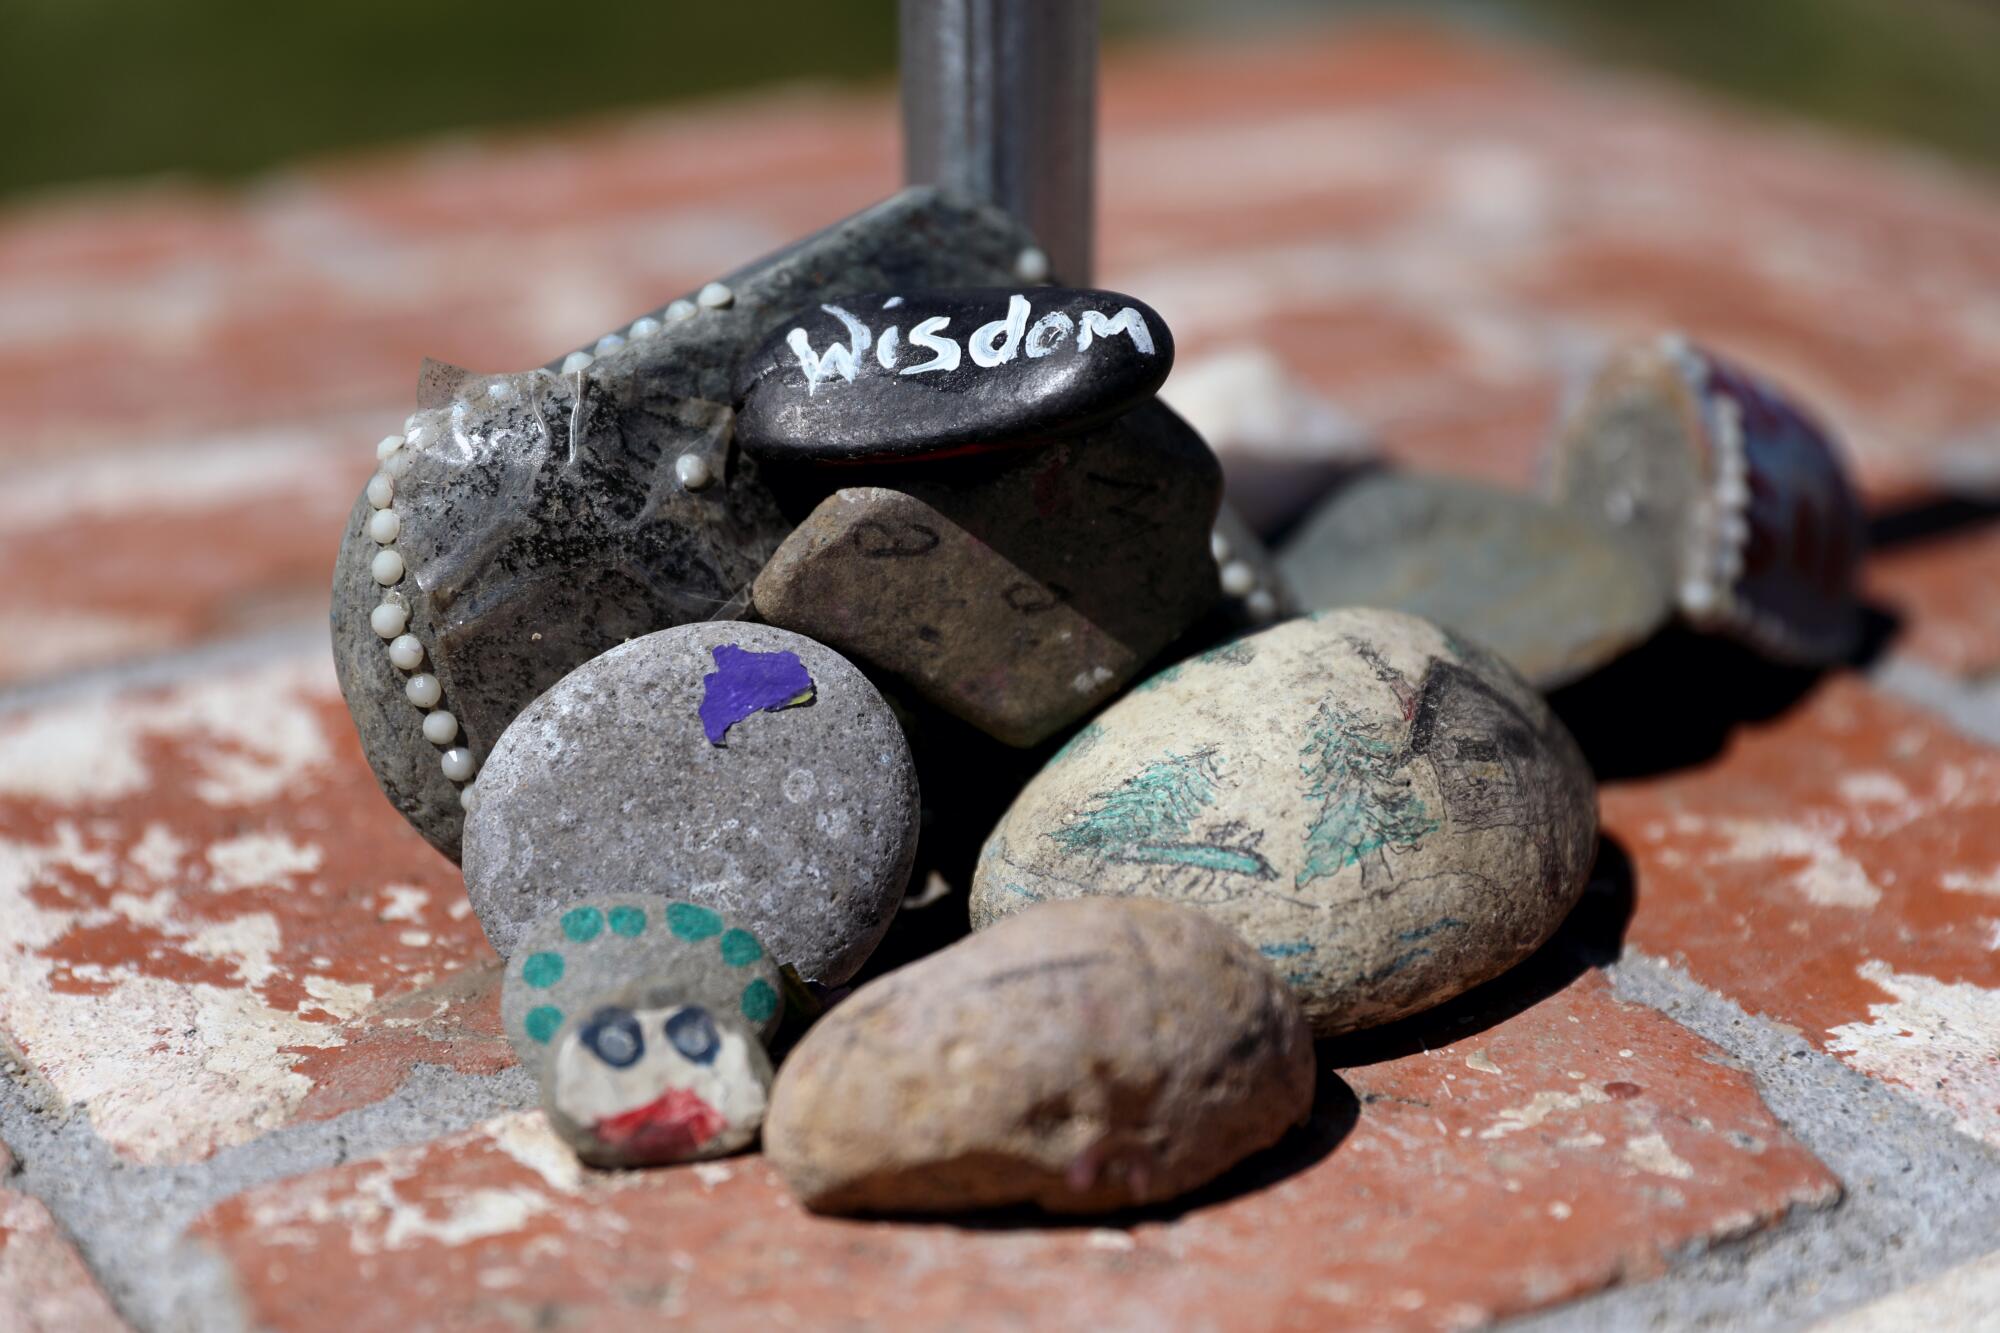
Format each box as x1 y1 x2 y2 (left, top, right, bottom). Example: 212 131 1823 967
764 898 1314 1215
970 609 1598 1035
463 623 920 981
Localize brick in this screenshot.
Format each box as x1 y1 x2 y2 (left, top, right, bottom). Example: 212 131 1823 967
1867 522 2000 679
1606 675 2000 1148
0 655 507 1165
0 1139 128 1333
193 969 1834 1331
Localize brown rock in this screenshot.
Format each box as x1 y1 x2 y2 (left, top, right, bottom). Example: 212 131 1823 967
751 400 1222 747
763 898 1314 1215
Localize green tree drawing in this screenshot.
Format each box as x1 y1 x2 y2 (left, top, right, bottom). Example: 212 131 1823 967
1050 747 1275 880
1297 698 1438 888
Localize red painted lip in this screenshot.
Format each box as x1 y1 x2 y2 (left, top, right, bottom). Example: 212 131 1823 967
593 1087 727 1161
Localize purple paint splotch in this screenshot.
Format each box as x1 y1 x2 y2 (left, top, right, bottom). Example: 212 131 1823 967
699 644 816 745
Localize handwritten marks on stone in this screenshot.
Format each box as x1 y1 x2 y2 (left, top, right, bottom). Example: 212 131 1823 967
734 288 1175 462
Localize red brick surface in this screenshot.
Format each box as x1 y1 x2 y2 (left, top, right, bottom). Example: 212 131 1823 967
1607 675 2000 1148
0 656 506 1164
194 971 1835 1332
5 19 2000 1327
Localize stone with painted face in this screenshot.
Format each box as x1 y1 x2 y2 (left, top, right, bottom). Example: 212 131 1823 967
501 896 785 1167
732 287 1175 463
764 897 1314 1214
547 991 774 1168
969 609 1598 1035
331 188 1037 862
463 623 919 983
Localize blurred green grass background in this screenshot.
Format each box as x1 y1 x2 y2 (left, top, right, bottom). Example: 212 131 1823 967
4 0 1998 199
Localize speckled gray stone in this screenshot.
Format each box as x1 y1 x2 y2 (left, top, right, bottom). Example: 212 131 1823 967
1277 471 1672 689
764 897 1314 1215
970 609 1598 1035
463 623 919 984
331 187 1036 861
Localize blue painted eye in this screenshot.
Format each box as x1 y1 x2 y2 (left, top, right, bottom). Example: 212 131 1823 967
665 1007 719 1064
580 1007 644 1069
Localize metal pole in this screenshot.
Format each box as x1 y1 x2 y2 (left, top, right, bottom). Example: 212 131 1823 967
899 0 1098 285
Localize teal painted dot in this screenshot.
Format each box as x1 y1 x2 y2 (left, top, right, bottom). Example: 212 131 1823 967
521 951 565 988
718 929 763 967
561 907 603 942
739 978 778 1024
608 905 647 937
524 1006 564 1044
666 902 723 941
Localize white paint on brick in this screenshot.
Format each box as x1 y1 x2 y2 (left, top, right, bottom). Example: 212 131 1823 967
1826 961 2000 1149
377 884 429 922
1709 817 1882 910
1942 869 2000 898
1837 771 1913 806
1479 1084 1611 1140
0 659 333 807
487 1112 585 1193
1622 1132 1696 1180
206 832 323 892
187 913 285 988
128 823 189 881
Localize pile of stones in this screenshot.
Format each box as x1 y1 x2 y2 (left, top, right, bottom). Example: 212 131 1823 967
331 187 1862 1216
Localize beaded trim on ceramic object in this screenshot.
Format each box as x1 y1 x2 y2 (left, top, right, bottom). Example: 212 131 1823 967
1209 526 1280 624
364 285 764 806
364 420 480 808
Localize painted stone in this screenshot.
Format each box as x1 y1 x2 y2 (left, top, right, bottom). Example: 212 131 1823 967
732 287 1174 463
764 897 1314 1215
1277 471 1672 689
461 623 920 982
970 609 1598 1035
500 895 783 1168
1547 334 1866 666
332 187 1036 861
751 400 1223 746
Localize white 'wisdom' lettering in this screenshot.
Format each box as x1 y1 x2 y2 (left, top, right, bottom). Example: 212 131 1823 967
786 294 1154 393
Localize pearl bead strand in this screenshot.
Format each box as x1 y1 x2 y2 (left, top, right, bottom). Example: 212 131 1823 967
365 424 479 806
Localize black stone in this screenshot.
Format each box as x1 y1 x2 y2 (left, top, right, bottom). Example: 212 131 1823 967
732 287 1175 463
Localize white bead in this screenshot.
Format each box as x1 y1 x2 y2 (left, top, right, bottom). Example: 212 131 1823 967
382 449 415 479
560 351 594 374
370 602 409 639
441 748 476 783
1210 530 1232 564
1220 560 1257 598
1681 579 1717 615
696 281 733 310
665 299 697 322
376 434 405 460
406 673 442 708
1014 246 1050 283
628 317 662 340
388 634 425 670
676 453 713 490
459 785 480 812
594 333 626 356
1246 588 1278 622
422 709 459 745
366 473 395 509
367 509 401 544
371 549 405 585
